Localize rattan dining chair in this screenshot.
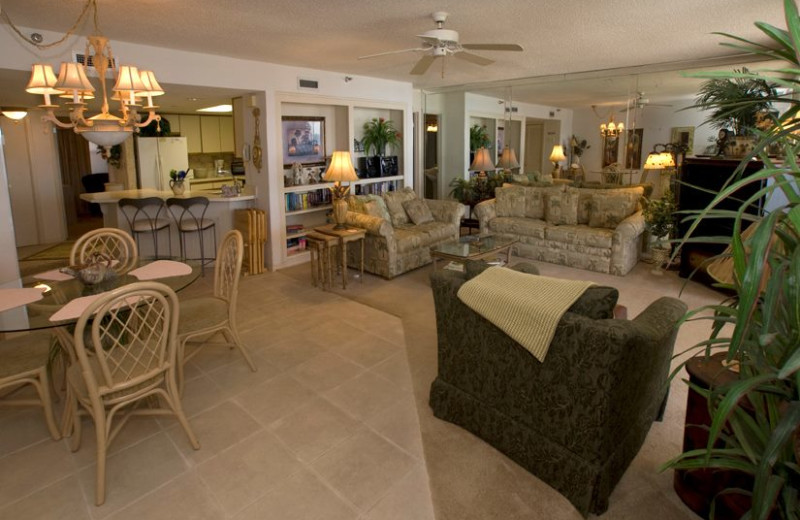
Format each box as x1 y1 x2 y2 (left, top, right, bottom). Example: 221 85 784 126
67 281 199 505
119 197 172 258
166 197 216 271
70 227 138 272
177 229 256 391
0 331 61 441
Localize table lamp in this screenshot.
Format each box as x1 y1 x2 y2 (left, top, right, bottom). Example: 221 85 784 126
549 145 566 178
470 147 496 177
323 150 359 229
496 145 520 174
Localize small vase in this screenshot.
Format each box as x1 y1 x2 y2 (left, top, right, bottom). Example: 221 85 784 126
169 179 185 196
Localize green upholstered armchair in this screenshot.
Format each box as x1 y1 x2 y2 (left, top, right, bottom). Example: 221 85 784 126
429 262 687 517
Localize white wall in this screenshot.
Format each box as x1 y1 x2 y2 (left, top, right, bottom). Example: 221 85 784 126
0 129 21 283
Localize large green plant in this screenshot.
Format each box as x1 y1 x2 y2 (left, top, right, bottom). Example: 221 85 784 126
448 173 505 206
663 2 800 518
694 67 777 136
469 124 492 151
361 117 400 156
643 190 677 243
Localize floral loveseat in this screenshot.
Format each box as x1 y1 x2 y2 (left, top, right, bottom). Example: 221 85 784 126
474 184 646 275
344 187 462 279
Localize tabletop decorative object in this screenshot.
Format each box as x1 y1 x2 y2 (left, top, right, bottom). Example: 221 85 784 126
60 252 117 285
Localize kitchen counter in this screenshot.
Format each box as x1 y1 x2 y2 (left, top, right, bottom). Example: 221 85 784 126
79 188 257 259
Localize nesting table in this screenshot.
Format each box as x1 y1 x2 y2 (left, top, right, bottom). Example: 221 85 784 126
310 224 366 290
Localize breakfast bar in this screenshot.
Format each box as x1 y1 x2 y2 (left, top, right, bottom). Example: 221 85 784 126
79 188 257 259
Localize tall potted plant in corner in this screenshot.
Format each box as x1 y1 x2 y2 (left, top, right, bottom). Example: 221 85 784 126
642 190 676 271
361 117 401 178
664 2 799 518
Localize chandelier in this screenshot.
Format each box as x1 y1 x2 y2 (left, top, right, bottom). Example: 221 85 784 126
6 0 164 146
599 117 624 138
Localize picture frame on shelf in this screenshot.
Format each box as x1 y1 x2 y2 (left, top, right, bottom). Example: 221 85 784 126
671 126 695 155
282 116 326 167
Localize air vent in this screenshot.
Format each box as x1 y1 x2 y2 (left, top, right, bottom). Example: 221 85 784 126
504 107 518 113
298 78 319 90
73 52 116 77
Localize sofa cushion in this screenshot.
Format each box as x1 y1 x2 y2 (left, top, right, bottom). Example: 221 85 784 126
544 189 579 225
348 194 391 221
545 225 614 249
489 217 547 239
589 192 640 229
495 186 526 217
383 187 418 227
394 221 457 253
403 198 434 225
577 186 644 224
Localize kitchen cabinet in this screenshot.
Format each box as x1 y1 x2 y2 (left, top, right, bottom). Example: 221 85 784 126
180 115 202 154
220 117 235 153
201 116 222 153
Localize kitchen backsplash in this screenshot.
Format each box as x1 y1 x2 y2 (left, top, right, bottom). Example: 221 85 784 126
188 152 235 178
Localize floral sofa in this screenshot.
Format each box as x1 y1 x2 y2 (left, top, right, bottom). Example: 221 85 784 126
474 184 646 275
344 187 462 279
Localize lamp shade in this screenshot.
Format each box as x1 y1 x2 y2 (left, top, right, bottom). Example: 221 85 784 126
496 146 520 169
113 66 146 92
549 145 566 163
55 62 94 92
643 153 664 169
324 151 359 182
26 64 62 95
470 147 496 172
136 70 165 96
659 152 676 168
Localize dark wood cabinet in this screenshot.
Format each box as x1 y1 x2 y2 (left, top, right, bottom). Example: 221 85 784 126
677 157 764 281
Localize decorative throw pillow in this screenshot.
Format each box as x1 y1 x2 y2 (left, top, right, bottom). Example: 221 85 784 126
511 174 530 185
383 187 418 227
578 187 644 224
402 198 434 225
589 192 640 229
346 195 368 214
544 189 579 225
524 188 545 220
495 187 526 217
364 194 391 221
363 201 384 220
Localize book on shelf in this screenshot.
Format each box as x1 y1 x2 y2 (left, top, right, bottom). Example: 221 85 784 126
354 181 398 196
284 188 332 212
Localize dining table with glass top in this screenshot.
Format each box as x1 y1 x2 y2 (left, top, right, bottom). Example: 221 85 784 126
0 258 202 334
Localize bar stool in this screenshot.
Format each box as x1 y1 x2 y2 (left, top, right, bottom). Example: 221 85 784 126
119 197 172 258
166 197 216 270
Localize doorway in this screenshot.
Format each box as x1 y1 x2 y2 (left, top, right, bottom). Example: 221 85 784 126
55 127 104 239
423 114 439 199
524 122 543 175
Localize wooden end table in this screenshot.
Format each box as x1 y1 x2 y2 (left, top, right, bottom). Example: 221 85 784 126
315 224 366 289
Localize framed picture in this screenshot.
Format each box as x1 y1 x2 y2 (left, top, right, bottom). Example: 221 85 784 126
282 116 325 167
496 126 505 161
602 135 619 168
671 126 695 155
625 128 644 169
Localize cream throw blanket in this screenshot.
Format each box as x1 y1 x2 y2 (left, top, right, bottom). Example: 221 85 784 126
457 267 595 362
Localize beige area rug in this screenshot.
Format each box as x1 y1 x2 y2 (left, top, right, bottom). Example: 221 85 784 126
282 258 725 519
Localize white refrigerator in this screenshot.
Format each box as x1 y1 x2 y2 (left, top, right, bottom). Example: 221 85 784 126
136 137 189 191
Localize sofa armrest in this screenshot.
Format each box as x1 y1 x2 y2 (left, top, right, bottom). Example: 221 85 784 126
474 199 496 235
425 199 463 228
345 211 393 238
613 210 645 245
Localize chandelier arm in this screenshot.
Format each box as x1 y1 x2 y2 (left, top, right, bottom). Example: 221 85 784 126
41 110 78 129
134 112 161 129
1 0 95 50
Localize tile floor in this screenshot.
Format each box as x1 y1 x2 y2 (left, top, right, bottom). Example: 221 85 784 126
0 270 435 520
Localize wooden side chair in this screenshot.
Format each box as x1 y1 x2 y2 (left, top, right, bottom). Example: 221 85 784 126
70 227 138 272
0 331 61 441
67 281 199 505
176 230 256 391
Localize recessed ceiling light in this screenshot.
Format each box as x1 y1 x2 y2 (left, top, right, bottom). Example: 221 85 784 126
187 97 200 101
196 104 232 113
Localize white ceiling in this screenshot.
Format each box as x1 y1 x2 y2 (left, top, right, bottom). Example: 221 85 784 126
0 0 788 108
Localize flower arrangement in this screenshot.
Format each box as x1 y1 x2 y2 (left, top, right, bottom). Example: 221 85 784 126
361 118 401 156
570 135 590 159
169 169 187 181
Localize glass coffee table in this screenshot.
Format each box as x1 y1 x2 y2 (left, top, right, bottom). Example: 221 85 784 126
430 235 518 271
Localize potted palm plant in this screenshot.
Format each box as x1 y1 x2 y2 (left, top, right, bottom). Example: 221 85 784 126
693 67 777 157
361 117 401 177
642 190 676 270
664 2 800 518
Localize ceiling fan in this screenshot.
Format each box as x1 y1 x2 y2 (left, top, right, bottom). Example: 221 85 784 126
620 91 673 112
358 11 523 77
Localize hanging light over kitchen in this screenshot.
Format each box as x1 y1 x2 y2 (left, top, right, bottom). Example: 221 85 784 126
5 0 165 146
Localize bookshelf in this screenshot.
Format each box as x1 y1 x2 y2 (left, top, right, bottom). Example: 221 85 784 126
275 99 408 267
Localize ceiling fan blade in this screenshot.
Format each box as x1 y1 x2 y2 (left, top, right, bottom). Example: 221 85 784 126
461 43 523 51
410 55 438 75
454 52 494 66
358 47 427 60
